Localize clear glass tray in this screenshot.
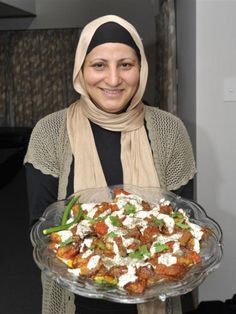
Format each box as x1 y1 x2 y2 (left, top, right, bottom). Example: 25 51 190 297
30 185 223 303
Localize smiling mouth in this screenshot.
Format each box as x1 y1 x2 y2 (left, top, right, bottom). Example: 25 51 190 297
101 88 123 96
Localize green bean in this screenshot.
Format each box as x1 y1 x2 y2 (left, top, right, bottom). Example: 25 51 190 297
43 205 83 235
61 195 80 226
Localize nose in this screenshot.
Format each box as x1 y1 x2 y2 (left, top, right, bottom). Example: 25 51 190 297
105 67 121 87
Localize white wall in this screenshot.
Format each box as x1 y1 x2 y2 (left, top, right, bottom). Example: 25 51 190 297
0 0 159 105
177 0 236 303
196 0 236 302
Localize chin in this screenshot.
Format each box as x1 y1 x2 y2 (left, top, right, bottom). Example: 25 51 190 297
93 97 131 113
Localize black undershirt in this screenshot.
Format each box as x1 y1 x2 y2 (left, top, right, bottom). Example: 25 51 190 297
25 120 193 314
90 122 123 186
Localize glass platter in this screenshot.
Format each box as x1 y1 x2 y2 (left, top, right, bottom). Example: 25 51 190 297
30 185 223 303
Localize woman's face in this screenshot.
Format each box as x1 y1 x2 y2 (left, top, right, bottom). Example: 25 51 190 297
83 43 140 113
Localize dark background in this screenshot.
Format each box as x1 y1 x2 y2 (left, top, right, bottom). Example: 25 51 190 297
0 128 42 314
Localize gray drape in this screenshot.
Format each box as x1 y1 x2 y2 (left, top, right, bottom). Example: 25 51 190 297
156 0 177 115
0 29 80 127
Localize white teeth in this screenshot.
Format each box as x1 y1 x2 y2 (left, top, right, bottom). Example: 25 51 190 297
102 89 122 96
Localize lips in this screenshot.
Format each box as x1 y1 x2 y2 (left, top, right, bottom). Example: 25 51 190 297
101 88 123 96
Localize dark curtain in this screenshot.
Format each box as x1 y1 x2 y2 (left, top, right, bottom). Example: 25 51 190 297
0 28 81 127
156 0 177 115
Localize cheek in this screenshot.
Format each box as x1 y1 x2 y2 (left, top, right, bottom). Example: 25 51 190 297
129 76 140 91
126 70 140 89
83 70 101 88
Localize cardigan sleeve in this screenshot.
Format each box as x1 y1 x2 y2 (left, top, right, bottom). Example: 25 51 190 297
165 118 196 191
23 111 67 227
23 110 67 178
145 106 196 191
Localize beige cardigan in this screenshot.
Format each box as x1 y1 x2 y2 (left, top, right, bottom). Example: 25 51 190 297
25 105 196 314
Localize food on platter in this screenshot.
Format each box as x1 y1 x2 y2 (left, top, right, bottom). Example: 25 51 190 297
43 188 208 295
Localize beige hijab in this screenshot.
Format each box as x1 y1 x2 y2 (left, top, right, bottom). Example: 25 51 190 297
67 15 160 192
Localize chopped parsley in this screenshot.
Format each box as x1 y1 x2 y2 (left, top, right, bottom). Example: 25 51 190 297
176 221 191 230
85 215 107 224
171 211 184 219
109 216 121 227
154 242 169 253
152 217 165 226
124 203 136 215
128 244 151 260
107 231 118 238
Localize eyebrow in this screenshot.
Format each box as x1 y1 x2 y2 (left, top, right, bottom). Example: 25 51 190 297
88 57 138 63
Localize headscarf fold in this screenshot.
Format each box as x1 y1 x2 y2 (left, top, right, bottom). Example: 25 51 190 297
67 15 160 192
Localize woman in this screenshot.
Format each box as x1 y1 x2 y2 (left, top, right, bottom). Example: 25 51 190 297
24 15 196 314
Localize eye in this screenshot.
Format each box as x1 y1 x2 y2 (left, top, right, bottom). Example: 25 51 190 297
120 62 133 70
92 62 105 70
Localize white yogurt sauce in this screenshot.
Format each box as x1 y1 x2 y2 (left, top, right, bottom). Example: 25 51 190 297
76 220 91 238
82 249 93 259
157 213 175 233
188 222 203 240
158 253 177 266
192 238 200 253
57 230 73 242
82 203 97 218
87 255 100 270
118 265 137 288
